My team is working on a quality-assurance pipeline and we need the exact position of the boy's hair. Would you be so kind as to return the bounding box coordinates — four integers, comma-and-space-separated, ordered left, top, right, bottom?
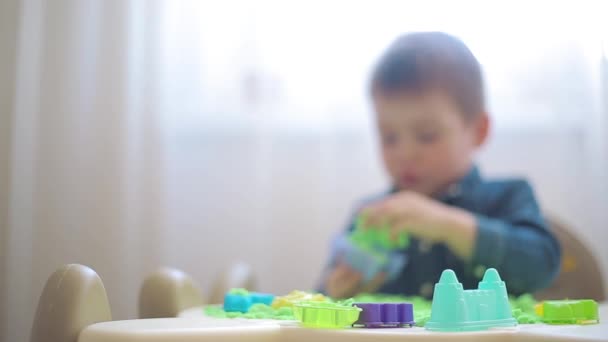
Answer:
371, 32, 485, 120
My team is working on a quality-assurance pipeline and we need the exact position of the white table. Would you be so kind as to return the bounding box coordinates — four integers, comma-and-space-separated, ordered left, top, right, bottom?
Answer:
78, 304, 608, 342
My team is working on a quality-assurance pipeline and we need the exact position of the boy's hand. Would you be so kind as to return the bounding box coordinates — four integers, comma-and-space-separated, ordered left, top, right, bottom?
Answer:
361, 191, 476, 260
324, 264, 386, 298
324, 264, 361, 298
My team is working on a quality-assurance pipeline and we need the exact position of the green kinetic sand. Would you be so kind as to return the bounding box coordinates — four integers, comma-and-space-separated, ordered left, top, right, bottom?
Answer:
206, 303, 295, 320
293, 301, 362, 328
206, 290, 540, 326
229, 288, 250, 296
511, 294, 541, 323
350, 215, 409, 250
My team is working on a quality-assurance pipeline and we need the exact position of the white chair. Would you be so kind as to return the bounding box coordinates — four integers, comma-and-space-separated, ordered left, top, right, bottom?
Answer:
30, 264, 112, 342
138, 267, 204, 318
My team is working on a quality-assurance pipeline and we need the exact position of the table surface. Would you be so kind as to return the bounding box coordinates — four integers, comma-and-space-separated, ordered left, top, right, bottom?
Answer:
78, 303, 608, 342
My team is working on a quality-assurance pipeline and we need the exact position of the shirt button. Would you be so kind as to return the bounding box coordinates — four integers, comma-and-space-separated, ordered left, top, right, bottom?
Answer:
419, 282, 434, 297
418, 240, 433, 254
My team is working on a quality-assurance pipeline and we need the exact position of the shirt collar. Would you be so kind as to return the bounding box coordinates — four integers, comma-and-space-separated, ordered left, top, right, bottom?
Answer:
437, 165, 481, 201
388, 165, 481, 200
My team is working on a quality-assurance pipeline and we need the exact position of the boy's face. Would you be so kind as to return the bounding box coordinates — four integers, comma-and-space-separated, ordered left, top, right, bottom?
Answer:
373, 90, 488, 196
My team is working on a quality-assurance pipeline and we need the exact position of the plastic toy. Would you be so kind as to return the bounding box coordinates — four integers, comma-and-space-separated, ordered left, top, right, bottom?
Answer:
330, 215, 410, 283
224, 293, 251, 313
250, 293, 275, 306
535, 300, 599, 325
333, 235, 406, 282
350, 293, 434, 326
272, 290, 327, 309
293, 302, 362, 328
223, 288, 275, 313
352, 303, 415, 328
351, 215, 410, 250
425, 268, 517, 331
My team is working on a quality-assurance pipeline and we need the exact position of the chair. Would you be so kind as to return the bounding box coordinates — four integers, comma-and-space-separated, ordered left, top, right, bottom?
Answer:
534, 216, 606, 301
208, 262, 257, 304
138, 267, 204, 318
30, 264, 111, 342
138, 262, 257, 318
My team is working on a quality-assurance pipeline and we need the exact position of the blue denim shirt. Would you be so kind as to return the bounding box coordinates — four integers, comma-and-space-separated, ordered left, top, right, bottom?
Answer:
323, 166, 561, 297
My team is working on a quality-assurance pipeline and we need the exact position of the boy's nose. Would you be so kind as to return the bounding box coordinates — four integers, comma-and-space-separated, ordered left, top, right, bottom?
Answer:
398, 143, 419, 163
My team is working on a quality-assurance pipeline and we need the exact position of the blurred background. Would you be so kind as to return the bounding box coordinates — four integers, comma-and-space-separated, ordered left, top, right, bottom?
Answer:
1, 0, 607, 341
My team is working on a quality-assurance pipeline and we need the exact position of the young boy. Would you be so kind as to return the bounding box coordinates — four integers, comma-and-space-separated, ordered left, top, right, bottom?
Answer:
321, 32, 561, 299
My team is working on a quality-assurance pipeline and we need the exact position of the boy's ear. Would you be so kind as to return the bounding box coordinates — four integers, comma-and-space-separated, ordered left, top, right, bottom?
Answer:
474, 113, 490, 147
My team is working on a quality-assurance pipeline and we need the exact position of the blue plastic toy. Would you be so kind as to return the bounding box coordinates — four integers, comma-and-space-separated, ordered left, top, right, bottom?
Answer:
332, 235, 406, 283
250, 292, 275, 306
224, 289, 275, 313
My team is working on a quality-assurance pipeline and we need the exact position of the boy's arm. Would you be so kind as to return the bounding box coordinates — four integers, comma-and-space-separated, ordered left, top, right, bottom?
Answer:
470, 180, 561, 294
362, 181, 561, 294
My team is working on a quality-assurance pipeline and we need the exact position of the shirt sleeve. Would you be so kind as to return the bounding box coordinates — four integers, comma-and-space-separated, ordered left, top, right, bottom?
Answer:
472, 180, 562, 294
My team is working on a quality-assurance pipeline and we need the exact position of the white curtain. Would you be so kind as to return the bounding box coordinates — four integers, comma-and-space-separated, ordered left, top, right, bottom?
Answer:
1, 1, 607, 342
1, 1, 165, 342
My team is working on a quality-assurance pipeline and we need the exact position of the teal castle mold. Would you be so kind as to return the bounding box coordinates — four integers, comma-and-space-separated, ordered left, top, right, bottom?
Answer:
425, 269, 517, 331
